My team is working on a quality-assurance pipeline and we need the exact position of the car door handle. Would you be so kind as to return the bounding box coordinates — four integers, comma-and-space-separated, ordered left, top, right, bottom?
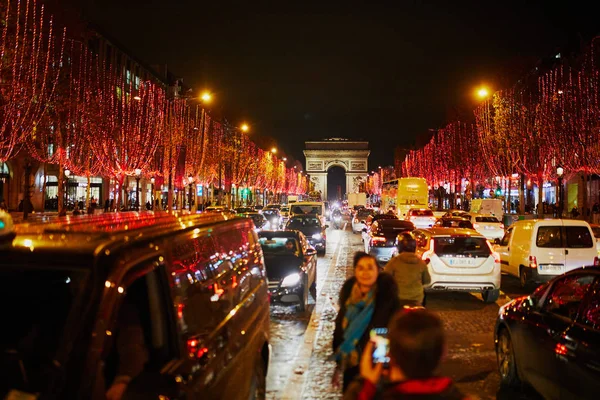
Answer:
565, 249, 569, 255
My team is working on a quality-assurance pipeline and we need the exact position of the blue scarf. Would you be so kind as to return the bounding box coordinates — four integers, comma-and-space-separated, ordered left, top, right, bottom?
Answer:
337, 285, 375, 367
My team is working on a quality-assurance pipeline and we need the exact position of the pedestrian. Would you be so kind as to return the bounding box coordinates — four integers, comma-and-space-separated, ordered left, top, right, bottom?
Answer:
104, 199, 110, 213
110, 199, 115, 212
343, 309, 468, 400
73, 203, 81, 216
0, 199, 7, 211
384, 232, 431, 307
332, 252, 400, 392
571, 206, 579, 219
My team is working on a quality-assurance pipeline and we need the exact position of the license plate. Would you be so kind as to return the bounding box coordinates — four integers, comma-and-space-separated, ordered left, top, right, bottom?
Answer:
445, 257, 478, 266
539, 264, 563, 273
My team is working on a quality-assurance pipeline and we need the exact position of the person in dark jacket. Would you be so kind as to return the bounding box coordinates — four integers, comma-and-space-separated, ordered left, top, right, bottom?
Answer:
384, 232, 430, 307
333, 252, 400, 392
344, 309, 468, 400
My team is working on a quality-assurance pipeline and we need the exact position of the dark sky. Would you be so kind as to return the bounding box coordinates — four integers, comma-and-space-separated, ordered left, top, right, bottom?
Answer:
80, 0, 598, 168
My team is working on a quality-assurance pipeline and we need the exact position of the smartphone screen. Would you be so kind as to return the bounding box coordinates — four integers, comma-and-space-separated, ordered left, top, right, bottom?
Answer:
369, 327, 390, 364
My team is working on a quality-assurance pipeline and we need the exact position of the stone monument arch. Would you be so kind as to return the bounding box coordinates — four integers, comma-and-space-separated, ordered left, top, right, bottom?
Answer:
304, 138, 369, 201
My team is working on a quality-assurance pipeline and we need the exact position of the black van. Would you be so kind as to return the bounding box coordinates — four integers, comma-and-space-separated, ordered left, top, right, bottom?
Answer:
0, 211, 270, 400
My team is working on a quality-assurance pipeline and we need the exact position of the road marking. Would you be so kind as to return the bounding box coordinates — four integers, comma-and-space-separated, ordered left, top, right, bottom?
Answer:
280, 232, 344, 399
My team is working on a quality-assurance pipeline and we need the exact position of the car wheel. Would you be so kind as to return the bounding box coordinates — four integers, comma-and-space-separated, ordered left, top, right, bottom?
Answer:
297, 284, 308, 312
496, 328, 521, 388
482, 288, 500, 303
519, 266, 529, 289
248, 354, 267, 400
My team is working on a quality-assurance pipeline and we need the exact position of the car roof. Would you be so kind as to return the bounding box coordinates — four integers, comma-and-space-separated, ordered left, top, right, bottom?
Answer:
258, 230, 301, 239
418, 227, 484, 237
289, 213, 320, 218
375, 219, 415, 228
440, 216, 470, 221
2, 212, 249, 261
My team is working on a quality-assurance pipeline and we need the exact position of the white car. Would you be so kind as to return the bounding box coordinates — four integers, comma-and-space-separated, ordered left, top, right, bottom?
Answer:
405, 208, 436, 229
468, 214, 504, 241
414, 228, 501, 303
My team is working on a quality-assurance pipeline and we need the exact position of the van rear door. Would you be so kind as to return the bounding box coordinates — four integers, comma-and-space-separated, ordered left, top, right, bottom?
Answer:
534, 222, 566, 276
564, 223, 596, 271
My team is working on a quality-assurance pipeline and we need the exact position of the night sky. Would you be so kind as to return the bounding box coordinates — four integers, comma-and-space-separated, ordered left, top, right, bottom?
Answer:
80, 0, 598, 168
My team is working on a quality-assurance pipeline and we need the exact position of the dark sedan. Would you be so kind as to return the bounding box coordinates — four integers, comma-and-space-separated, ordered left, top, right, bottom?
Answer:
258, 231, 317, 312
495, 267, 600, 399
240, 212, 267, 231
364, 219, 415, 266
285, 214, 327, 255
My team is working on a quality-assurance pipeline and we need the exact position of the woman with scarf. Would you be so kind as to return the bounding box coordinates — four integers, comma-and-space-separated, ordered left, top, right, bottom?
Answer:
333, 252, 400, 392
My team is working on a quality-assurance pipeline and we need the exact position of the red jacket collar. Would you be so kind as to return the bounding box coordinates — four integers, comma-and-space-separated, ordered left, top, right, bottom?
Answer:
393, 377, 454, 394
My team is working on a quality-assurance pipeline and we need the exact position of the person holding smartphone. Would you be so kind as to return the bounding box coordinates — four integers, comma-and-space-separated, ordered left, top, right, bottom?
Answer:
343, 309, 468, 400
332, 252, 400, 392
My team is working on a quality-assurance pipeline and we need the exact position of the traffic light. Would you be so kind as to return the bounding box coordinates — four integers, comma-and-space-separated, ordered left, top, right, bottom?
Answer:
495, 187, 502, 197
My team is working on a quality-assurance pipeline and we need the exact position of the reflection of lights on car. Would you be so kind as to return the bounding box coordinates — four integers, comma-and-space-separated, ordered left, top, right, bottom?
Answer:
281, 273, 301, 287
312, 233, 322, 240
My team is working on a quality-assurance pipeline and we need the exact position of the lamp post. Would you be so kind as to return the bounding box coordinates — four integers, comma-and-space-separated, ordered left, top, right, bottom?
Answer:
557, 166, 564, 218
134, 168, 142, 211
188, 175, 194, 211
150, 177, 155, 210
64, 169, 71, 210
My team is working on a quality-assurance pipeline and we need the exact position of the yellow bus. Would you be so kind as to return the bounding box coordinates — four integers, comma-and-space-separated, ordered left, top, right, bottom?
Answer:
381, 178, 429, 218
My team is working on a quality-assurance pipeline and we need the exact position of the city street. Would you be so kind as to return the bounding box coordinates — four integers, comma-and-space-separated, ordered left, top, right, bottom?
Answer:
267, 219, 543, 400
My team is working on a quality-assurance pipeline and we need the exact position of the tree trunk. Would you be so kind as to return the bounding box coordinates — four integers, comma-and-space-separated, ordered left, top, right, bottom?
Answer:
537, 172, 544, 217
58, 166, 65, 216
519, 174, 525, 214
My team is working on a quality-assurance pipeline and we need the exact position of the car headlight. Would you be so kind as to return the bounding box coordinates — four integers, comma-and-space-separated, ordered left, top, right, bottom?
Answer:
312, 233, 322, 240
281, 273, 301, 287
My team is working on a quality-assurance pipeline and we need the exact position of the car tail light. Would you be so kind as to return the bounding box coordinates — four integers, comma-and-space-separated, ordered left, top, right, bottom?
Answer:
594, 257, 600, 266
371, 236, 387, 247
555, 343, 568, 356
500, 223, 505, 229
529, 255, 538, 269
421, 239, 434, 263
486, 240, 501, 263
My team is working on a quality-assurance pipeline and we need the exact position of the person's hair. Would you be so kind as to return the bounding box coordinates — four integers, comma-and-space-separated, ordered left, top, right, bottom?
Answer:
353, 251, 376, 268
397, 232, 417, 253
388, 309, 445, 379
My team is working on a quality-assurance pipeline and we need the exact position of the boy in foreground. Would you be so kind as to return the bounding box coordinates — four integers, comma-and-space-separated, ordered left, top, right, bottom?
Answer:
344, 309, 469, 400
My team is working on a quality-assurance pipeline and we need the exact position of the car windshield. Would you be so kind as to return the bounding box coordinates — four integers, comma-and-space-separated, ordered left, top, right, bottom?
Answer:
245, 214, 265, 227
287, 217, 321, 230
433, 236, 491, 257
437, 219, 473, 229
263, 210, 279, 217
258, 237, 299, 255
475, 216, 500, 223
410, 210, 433, 217
236, 207, 253, 213
291, 205, 321, 215
0, 268, 87, 394
356, 210, 372, 219
375, 220, 415, 234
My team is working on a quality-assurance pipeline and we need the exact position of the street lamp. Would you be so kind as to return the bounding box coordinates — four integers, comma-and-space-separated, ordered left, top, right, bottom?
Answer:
201, 91, 212, 103
134, 168, 142, 211
271, 147, 277, 154
476, 86, 490, 99
150, 177, 155, 210
557, 166, 564, 218
188, 175, 194, 211
64, 169, 71, 210
241, 123, 249, 133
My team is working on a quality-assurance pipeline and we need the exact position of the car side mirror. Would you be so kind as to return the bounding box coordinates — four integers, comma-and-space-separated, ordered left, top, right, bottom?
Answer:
494, 238, 501, 245
362, 228, 368, 233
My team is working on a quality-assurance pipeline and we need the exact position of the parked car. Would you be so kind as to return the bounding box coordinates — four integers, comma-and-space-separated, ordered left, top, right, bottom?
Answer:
262, 208, 282, 230
494, 267, 600, 399
364, 219, 415, 266
495, 219, 599, 288
284, 214, 327, 254
468, 214, 505, 241
0, 211, 270, 399
352, 208, 374, 234
258, 230, 317, 312
434, 217, 474, 229
413, 227, 501, 302
405, 208, 436, 229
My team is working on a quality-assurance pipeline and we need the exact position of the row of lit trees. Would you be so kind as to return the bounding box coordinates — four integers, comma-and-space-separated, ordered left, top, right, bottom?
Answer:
0, 0, 308, 214
403, 36, 600, 214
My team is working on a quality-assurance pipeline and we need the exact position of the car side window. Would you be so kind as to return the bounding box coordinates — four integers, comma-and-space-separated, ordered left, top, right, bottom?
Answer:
579, 280, 600, 331
500, 228, 512, 247
542, 274, 595, 320
536, 226, 562, 248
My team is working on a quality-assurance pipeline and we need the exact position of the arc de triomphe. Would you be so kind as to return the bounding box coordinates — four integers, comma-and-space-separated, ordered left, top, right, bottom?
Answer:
304, 138, 370, 200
